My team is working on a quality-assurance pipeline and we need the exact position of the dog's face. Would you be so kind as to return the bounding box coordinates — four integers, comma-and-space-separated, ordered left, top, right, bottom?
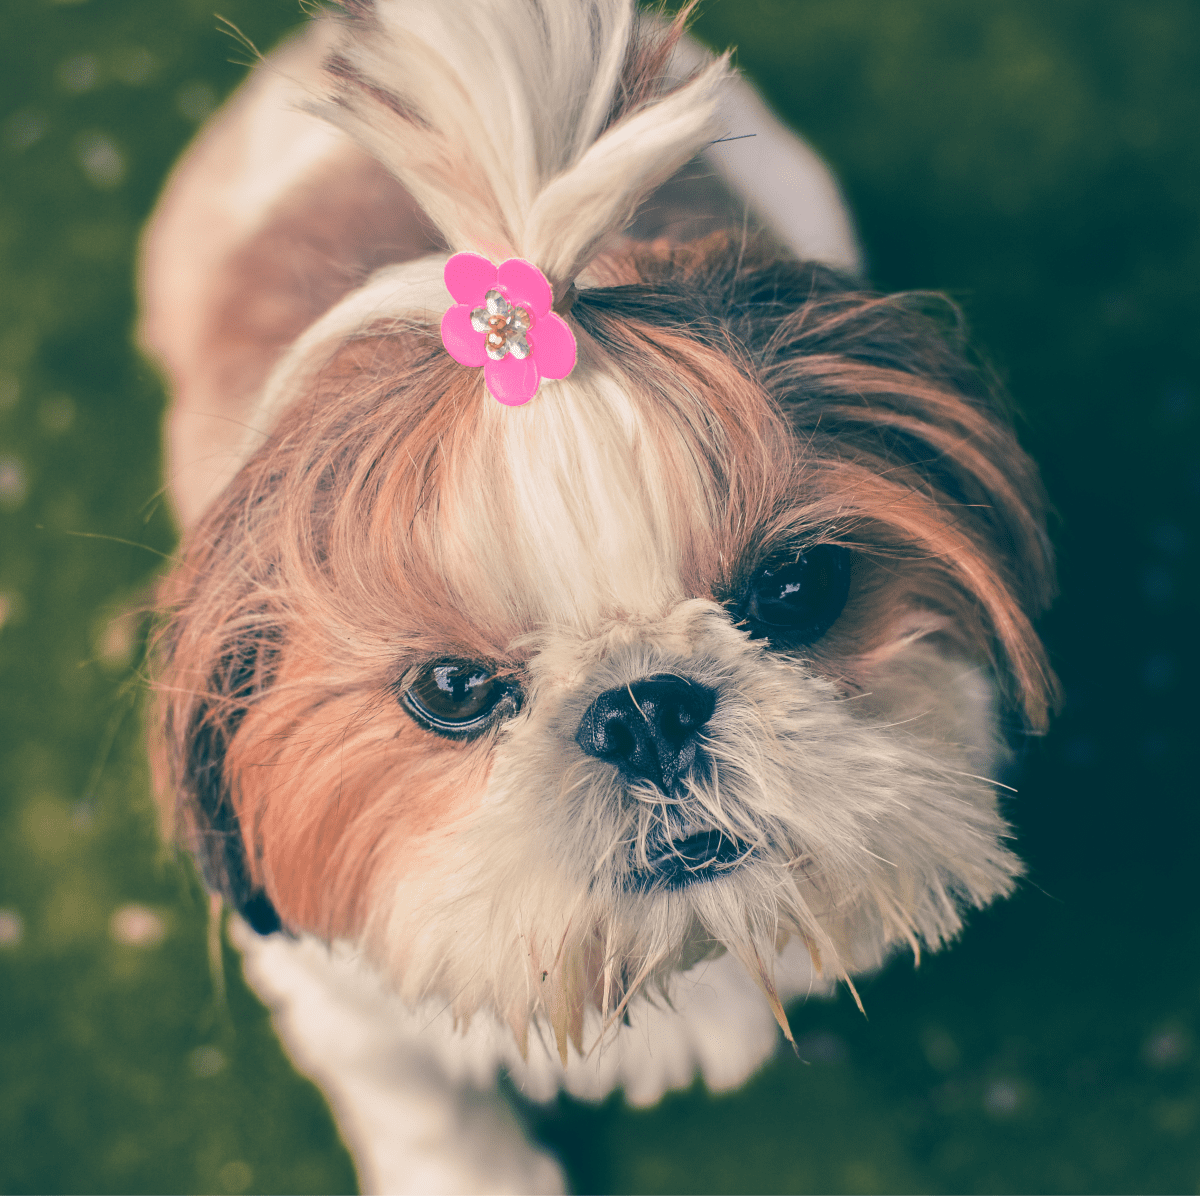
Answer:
155, 239, 1055, 1053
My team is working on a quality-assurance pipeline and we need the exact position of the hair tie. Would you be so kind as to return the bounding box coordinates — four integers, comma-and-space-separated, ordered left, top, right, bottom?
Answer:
440, 252, 578, 406
552, 283, 578, 316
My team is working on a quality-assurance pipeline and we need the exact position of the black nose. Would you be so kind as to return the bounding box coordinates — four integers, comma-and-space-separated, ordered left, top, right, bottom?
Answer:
575, 675, 717, 794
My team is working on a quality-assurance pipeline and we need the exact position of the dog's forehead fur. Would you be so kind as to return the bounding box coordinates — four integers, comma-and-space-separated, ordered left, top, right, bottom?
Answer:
255, 299, 792, 661
449, 369, 706, 631
436, 336, 776, 635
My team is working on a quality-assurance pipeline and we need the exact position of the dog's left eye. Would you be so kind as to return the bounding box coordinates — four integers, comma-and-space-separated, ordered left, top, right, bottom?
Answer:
735, 544, 851, 645
399, 659, 521, 738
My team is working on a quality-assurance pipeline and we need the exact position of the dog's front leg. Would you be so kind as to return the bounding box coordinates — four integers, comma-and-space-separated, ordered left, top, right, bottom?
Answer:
231, 921, 565, 1196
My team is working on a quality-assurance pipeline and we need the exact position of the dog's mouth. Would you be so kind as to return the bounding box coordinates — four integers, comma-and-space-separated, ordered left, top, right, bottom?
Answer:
627, 811, 752, 891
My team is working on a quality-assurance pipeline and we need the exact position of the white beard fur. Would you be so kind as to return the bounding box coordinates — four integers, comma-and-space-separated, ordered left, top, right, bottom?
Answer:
363, 603, 1017, 1043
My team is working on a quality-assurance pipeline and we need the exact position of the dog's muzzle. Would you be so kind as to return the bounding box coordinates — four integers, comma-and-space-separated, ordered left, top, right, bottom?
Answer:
575, 674, 750, 888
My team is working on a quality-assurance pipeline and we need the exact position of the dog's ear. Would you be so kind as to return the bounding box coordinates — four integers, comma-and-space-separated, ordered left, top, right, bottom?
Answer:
175, 640, 283, 936
138, 19, 441, 530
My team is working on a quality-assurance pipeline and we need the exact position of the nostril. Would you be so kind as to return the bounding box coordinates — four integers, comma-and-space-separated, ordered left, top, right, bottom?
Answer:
601, 714, 635, 759
667, 694, 711, 737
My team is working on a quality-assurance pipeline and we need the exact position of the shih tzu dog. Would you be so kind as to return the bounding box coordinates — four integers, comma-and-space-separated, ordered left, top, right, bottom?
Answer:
139, 0, 1057, 1191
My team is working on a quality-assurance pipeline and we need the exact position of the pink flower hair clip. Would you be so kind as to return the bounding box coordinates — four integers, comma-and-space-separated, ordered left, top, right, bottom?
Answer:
440, 252, 578, 406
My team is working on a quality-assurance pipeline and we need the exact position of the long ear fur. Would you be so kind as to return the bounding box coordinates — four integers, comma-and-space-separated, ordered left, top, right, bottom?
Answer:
164, 634, 284, 936
316, 0, 731, 290
574, 240, 1059, 729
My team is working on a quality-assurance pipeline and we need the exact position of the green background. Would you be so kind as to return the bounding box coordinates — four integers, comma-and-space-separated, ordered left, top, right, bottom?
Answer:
1, 0, 1197, 1193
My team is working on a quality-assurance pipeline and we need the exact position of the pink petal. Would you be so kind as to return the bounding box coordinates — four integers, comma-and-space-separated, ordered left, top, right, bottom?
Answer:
441, 304, 488, 367
444, 252, 497, 305
497, 258, 552, 317
485, 354, 539, 406
530, 313, 577, 380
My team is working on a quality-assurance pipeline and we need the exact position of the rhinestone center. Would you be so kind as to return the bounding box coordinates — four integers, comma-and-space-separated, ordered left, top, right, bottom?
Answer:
470, 289, 533, 361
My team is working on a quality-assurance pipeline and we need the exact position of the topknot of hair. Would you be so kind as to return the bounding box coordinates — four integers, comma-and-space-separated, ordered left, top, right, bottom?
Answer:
315, 0, 731, 294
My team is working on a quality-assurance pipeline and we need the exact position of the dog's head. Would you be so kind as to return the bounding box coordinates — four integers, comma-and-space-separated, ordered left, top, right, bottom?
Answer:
150, 0, 1056, 1055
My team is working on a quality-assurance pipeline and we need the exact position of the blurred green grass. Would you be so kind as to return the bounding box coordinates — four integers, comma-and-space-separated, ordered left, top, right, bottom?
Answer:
1, 0, 1197, 1193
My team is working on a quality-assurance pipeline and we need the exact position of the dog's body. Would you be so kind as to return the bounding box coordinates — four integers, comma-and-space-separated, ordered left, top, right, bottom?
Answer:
141, 3, 1055, 1191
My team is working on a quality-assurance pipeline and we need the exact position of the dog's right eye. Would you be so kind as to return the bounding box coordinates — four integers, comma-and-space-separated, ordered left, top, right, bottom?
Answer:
398, 659, 521, 739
